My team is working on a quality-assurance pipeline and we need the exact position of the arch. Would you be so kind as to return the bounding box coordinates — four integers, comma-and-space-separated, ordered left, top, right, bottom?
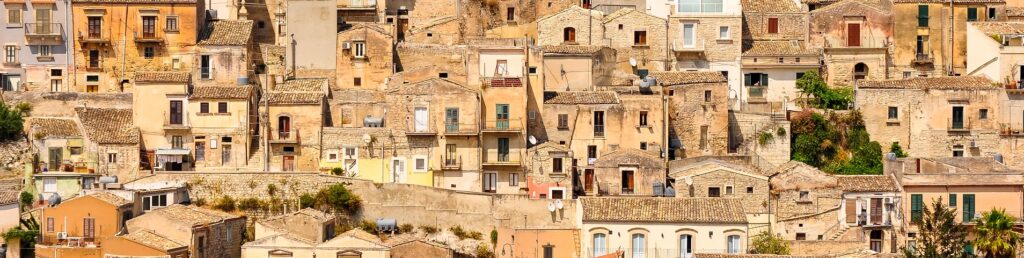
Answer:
564, 27, 577, 43
854, 63, 868, 80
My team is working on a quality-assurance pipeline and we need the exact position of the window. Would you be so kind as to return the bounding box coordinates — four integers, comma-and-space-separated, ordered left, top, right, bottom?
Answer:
141, 16, 156, 38
640, 142, 647, 150
43, 178, 56, 192
725, 185, 734, 195
354, 42, 365, 57
200, 103, 209, 113
587, 145, 597, 164
704, 90, 712, 102
989, 7, 997, 20
639, 111, 648, 127
679, 234, 693, 258
529, 67, 537, 74
888, 107, 898, 119
918, 5, 929, 27
854, 63, 868, 80
949, 193, 957, 207
218, 102, 228, 113
439, 72, 449, 78
354, 77, 361, 86
509, 173, 519, 186
70, 147, 83, 155
7, 9, 21, 24
171, 135, 183, 149
108, 153, 117, 163
967, 7, 978, 21
634, 31, 647, 45
746, 186, 754, 193
558, 114, 568, 129
678, 0, 723, 12
796, 72, 805, 80
767, 17, 779, 34
727, 235, 741, 254
143, 47, 155, 59
83, 217, 95, 239
796, 233, 807, 240
911, 194, 923, 222
39, 45, 51, 57
593, 111, 605, 137
142, 194, 168, 211
952, 106, 965, 130
744, 73, 768, 86
719, 26, 730, 39
87, 16, 102, 38
507, 7, 515, 21
552, 158, 563, 173
847, 23, 861, 47
483, 172, 497, 192
682, 23, 695, 47
631, 234, 646, 258
46, 217, 54, 232
195, 141, 205, 161
414, 156, 427, 172
593, 233, 607, 256
200, 55, 211, 79
563, 27, 576, 42
166, 16, 179, 31
343, 147, 358, 174
963, 194, 976, 222
4, 45, 17, 64
543, 245, 553, 258
709, 187, 721, 197
621, 169, 635, 193
169, 100, 183, 125
979, 109, 988, 120
89, 50, 100, 68
799, 191, 809, 201
904, 71, 912, 78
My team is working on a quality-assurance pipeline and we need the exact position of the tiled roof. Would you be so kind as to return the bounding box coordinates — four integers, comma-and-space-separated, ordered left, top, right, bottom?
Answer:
260, 44, 286, 66
198, 20, 254, 46
145, 204, 242, 227
258, 208, 335, 243
27, 118, 81, 138
0, 191, 19, 205
742, 0, 800, 12
858, 76, 998, 90
276, 78, 328, 92
266, 92, 324, 105
581, 197, 747, 223
541, 45, 604, 55
337, 229, 384, 246
75, 107, 139, 144
543, 91, 620, 104
72, 0, 195, 3
971, 22, 1024, 36
649, 71, 727, 85
894, 0, 1003, 3
1008, 7, 1024, 16
837, 175, 900, 192
87, 191, 132, 207
695, 254, 834, 258
743, 41, 819, 56
134, 71, 190, 83
190, 86, 254, 100
122, 230, 186, 251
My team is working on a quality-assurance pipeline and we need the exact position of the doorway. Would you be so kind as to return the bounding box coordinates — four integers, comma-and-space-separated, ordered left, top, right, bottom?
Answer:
282, 155, 295, 171
584, 169, 595, 193
870, 230, 883, 252
621, 170, 635, 194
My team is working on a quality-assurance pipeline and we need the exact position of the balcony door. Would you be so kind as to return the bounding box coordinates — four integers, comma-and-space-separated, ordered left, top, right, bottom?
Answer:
141, 16, 156, 38
278, 116, 291, 139
169, 100, 183, 125
282, 155, 294, 171
847, 23, 860, 47
414, 107, 428, 132
36, 9, 51, 34
445, 108, 459, 132
952, 106, 964, 129
87, 16, 101, 38
496, 104, 509, 129
445, 144, 457, 166
683, 23, 695, 47
497, 137, 509, 162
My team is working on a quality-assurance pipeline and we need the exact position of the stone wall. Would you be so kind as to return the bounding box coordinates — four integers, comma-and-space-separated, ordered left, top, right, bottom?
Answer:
728, 111, 791, 169
395, 44, 469, 84
788, 240, 867, 256
603, 10, 668, 72
687, 170, 770, 213
536, 6, 604, 46
2, 92, 132, 117
668, 82, 729, 158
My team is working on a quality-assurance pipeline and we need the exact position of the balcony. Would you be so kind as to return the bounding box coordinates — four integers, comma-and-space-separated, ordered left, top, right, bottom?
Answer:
338, 0, 376, 9
671, 40, 704, 53
482, 118, 524, 134
406, 124, 437, 136
79, 30, 110, 44
482, 152, 521, 166
947, 118, 971, 132
270, 129, 300, 144
913, 54, 933, 65
747, 86, 766, 99
1007, 82, 1024, 94
1001, 123, 1024, 136
482, 77, 523, 87
24, 23, 63, 42
857, 213, 893, 228
163, 112, 190, 130
441, 155, 461, 170
444, 122, 479, 135
134, 30, 163, 43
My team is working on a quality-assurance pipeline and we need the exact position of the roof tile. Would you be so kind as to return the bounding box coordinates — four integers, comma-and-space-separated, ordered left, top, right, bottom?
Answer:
199, 20, 254, 46
122, 230, 187, 251
581, 197, 747, 223
649, 71, 727, 85
134, 71, 190, 83
190, 86, 254, 100
266, 92, 324, 105
27, 118, 81, 138
837, 175, 901, 192
743, 40, 819, 56
75, 107, 139, 144
543, 91, 620, 104
858, 76, 997, 90
541, 45, 605, 55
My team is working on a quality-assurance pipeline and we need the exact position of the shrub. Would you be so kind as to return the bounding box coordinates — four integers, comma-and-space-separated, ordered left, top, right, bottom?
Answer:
474, 244, 495, 258
0, 102, 24, 142
420, 225, 439, 234
299, 193, 316, 209
751, 231, 790, 255
776, 127, 786, 137
15, 102, 31, 116
236, 198, 261, 210
795, 70, 852, 110
20, 191, 33, 208
330, 167, 344, 176
399, 224, 415, 233
267, 184, 278, 196
451, 226, 483, 240
213, 195, 236, 212
315, 184, 362, 214
890, 142, 909, 158
194, 198, 207, 207
360, 220, 377, 234
758, 131, 774, 145
490, 229, 498, 246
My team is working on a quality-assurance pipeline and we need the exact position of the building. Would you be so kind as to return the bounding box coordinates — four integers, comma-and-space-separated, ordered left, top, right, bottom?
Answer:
669, 158, 771, 229
808, 0, 893, 86
666, 0, 743, 93
266, 78, 328, 171
126, 204, 247, 258
538, 45, 618, 92
480, 72, 529, 194
34, 172, 101, 200
891, 0, 1005, 77
581, 197, 749, 257
837, 174, 904, 254
70, 0, 199, 92
194, 19, 256, 87
494, 227, 578, 258
525, 142, 575, 199
536, 6, 605, 46
768, 161, 843, 241
243, 228, 390, 258
254, 208, 335, 243
602, 8, 669, 72
0, 0, 70, 92
587, 149, 664, 196
388, 238, 455, 258
132, 71, 193, 171
738, 0, 820, 112
653, 71, 730, 159
26, 117, 85, 172
336, 23, 394, 90
284, 0, 337, 74
102, 229, 190, 257
75, 107, 141, 180
0, 191, 19, 258
36, 192, 136, 257
966, 22, 1024, 85
188, 85, 259, 170
855, 76, 1004, 158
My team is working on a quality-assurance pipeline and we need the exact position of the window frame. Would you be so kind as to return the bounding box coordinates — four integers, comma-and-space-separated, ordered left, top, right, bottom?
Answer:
719, 26, 730, 40
353, 41, 366, 58
413, 155, 428, 172
165, 15, 179, 32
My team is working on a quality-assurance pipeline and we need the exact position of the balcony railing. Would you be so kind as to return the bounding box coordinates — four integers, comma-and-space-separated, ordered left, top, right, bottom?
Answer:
948, 118, 971, 132
444, 122, 479, 135
441, 155, 461, 170
1001, 123, 1024, 136
134, 29, 163, 43
24, 23, 63, 41
482, 77, 524, 87
747, 86, 766, 98
338, 0, 376, 9
482, 118, 524, 133
483, 152, 521, 166
406, 122, 437, 136
79, 30, 109, 44
271, 128, 300, 143
672, 40, 705, 53
913, 54, 933, 64
676, 2, 724, 13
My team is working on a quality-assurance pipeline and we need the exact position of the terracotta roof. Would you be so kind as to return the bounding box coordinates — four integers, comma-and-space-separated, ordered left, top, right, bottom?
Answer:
258, 208, 335, 243
276, 78, 328, 92
122, 230, 186, 251
337, 229, 384, 245
743, 41, 819, 56
190, 86, 254, 100
541, 45, 605, 55
971, 22, 1024, 37
144, 204, 242, 227
649, 71, 727, 85
695, 254, 834, 258
199, 20, 254, 46
543, 91, 620, 104
87, 191, 132, 207
75, 107, 139, 144
742, 0, 801, 12
266, 92, 324, 105
72, 0, 195, 3
27, 118, 81, 138
837, 175, 900, 192
0, 191, 19, 205
858, 76, 998, 90
134, 71, 190, 83
581, 197, 747, 223
1008, 7, 1024, 16
893, 0, 1003, 3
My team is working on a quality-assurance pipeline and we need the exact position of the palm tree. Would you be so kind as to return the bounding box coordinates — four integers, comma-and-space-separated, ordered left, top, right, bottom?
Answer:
974, 208, 1021, 258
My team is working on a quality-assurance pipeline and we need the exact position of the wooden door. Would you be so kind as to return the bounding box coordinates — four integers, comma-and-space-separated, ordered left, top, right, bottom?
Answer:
846, 199, 858, 224
48, 147, 62, 171
621, 170, 635, 193
584, 169, 594, 192
871, 198, 883, 225
282, 156, 294, 171
847, 23, 861, 47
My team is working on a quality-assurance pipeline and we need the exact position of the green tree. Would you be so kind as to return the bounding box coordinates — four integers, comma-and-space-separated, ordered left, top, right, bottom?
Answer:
789, 110, 882, 174
0, 102, 24, 142
19, 191, 33, 209
905, 197, 970, 258
751, 231, 790, 255
795, 71, 852, 110
974, 208, 1020, 258
315, 184, 362, 214
299, 193, 316, 209
890, 142, 909, 158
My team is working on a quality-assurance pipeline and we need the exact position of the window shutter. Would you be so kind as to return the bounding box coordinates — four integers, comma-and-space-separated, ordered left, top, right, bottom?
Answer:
743, 74, 752, 86
761, 74, 769, 86
911, 194, 923, 222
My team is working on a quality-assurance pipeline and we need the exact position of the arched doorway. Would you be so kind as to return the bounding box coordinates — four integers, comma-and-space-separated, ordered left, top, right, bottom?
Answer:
854, 63, 868, 81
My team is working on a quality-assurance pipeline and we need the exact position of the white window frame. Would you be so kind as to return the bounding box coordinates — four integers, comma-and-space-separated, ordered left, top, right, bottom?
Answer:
354, 41, 366, 58
413, 155, 428, 172
725, 184, 734, 195
509, 173, 519, 186
4, 45, 18, 64
548, 186, 566, 199
326, 150, 340, 162
343, 147, 358, 175
483, 172, 498, 192
43, 178, 57, 193
719, 26, 730, 40
682, 23, 696, 48
592, 233, 607, 256
727, 235, 741, 254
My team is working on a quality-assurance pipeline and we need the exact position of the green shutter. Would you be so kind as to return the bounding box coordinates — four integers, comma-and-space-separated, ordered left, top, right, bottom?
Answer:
918, 5, 929, 27
963, 194, 976, 222
911, 194, 923, 222
967, 8, 978, 21
949, 194, 957, 207
744, 74, 752, 86
761, 74, 769, 86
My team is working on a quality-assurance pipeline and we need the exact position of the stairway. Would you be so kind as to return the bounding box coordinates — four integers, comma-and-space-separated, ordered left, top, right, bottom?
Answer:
244, 141, 266, 170
829, 226, 852, 241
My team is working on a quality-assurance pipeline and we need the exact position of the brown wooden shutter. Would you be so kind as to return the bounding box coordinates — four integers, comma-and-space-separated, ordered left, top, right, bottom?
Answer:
847, 23, 861, 47
871, 198, 883, 225
767, 18, 779, 34
846, 199, 857, 223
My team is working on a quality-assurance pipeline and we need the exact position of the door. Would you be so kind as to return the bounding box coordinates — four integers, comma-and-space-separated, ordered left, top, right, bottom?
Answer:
497, 138, 509, 162
282, 156, 294, 171
36, 9, 51, 34
392, 159, 405, 183
870, 198, 883, 225
414, 107, 428, 132
142, 16, 156, 38
483, 172, 497, 192
952, 106, 964, 129
221, 143, 232, 165
496, 104, 509, 129
584, 169, 594, 193
169, 100, 183, 125
445, 108, 459, 132
680, 234, 693, 258
683, 24, 695, 47
847, 23, 860, 47
48, 147, 62, 171
397, 18, 408, 41
446, 144, 457, 166
869, 230, 882, 252
621, 170, 635, 194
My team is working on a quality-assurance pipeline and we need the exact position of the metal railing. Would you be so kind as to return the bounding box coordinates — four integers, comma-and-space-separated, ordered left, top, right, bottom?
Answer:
444, 122, 479, 134
482, 77, 523, 87
24, 23, 62, 37
483, 118, 524, 132
594, 124, 605, 137
1001, 123, 1024, 136
913, 53, 933, 64
441, 155, 461, 170
483, 152, 521, 166
338, 0, 376, 8
747, 86, 766, 98
586, 248, 739, 258
947, 118, 971, 132
79, 30, 109, 42
134, 29, 163, 42
273, 128, 300, 142
164, 111, 188, 128
671, 40, 705, 52
677, 2, 724, 13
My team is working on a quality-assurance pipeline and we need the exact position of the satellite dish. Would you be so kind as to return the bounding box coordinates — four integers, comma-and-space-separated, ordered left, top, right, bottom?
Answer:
555, 199, 564, 209
547, 202, 556, 212
684, 177, 693, 186
529, 135, 537, 145
629, 58, 638, 67
362, 133, 372, 144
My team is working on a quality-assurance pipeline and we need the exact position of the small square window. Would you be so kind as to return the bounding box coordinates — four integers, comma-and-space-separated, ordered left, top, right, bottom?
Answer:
200, 102, 209, 113
283, 146, 295, 153
414, 156, 428, 171
704, 90, 712, 102
528, 67, 537, 74
218, 102, 228, 113
979, 109, 988, 120
640, 142, 648, 150
257, 21, 265, 28
86, 75, 100, 82
725, 185, 734, 195
719, 26, 730, 39
51, 69, 63, 77
746, 187, 754, 193
439, 72, 448, 78
143, 47, 155, 59
354, 77, 362, 86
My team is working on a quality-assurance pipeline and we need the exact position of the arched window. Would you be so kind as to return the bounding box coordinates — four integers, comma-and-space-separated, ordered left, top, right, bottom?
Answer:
854, 63, 868, 81
680, 234, 693, 258
631, 233, 646, 258
278, 116, 292, 139
592, 233, 607, 256
564, 27, 577, 43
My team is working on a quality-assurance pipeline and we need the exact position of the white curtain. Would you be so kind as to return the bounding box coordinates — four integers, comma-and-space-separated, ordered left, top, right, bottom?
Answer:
632, 234, 645, 258
593, 233, 606, 256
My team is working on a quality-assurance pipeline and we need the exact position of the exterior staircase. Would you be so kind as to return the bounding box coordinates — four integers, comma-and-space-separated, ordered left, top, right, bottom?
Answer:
829, 226, 852, 241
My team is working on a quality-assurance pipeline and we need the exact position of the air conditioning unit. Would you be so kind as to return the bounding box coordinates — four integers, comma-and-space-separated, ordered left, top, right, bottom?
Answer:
342, 42, 351, 49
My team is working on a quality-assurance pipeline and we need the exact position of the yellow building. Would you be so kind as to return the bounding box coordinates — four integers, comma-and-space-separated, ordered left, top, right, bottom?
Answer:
188, 85, 258, 170
71, 0, 199, 92
892, 0, 1004, 77
131, 71, 192, 171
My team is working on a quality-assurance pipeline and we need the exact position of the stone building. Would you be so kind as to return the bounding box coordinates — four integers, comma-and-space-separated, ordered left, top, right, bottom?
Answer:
266, 78, 328, 171
188, 85, 259, 170
768, 161, 843, 242
70, 0, 198, 92
669, 158, 771, 217
891, 0, 1005, 77
855, 76, 1004, 158
132, 71, 193, 171
837, 174, 904, 254
538, 45, 618, 91
254, 208, 335, 244
588, 149, 663, 196
667, 0, 743, 92
536, 6, 605, 46
26, 117, 86, 172
194, 20, 256, 87
0, 0, 71, 92
602, 8, 669, 72
480, 76, 529, 194
652, 71, 730, 159
127, 204, 247, 258
739, 0, 820, 112
395, 44, 469, 85
387, 238, 455, 258
525, 141, 575, 199
35, 192, 137, 257
243, 229, 390, 258
76, 107, 141, 180
808, 0, 893, 86
337, 23, 394, 90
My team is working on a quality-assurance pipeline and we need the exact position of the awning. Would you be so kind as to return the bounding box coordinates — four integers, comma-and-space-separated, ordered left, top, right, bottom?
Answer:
155, 149, 190, 155
155, 149, 190, 164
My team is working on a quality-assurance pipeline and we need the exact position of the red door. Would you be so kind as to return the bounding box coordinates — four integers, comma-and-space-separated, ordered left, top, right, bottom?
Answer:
584, 169, 595, 193
283, 156, 295, 171
847, 23, 861, 47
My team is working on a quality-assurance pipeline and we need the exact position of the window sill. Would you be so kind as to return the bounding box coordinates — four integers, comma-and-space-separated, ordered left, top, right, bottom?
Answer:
353, 56, 367, 60
37, 56, 55, 62
717, 39, 733, 44
557, 127, 569, 131
198, 112, 232, 116
632, 44, 650, 48
636, 125, 652, 128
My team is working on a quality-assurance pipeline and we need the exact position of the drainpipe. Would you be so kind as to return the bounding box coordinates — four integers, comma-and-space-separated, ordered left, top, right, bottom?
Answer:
66, 0, 72, 92
120, 2, 128, 91
948, 0, 954, 75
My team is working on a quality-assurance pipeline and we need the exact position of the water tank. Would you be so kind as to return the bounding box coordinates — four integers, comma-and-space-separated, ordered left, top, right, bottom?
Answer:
237, 77, 249, 86
99, 176, 118, 184
47, 193, 62, 206
664, 186, 676, 197
885, 153, 896, 160
363, 116, 384, 127
640, 77, 657, 87
376, 218, 397, 232
652, 182, 664, 197
995, 153, 1004, 164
